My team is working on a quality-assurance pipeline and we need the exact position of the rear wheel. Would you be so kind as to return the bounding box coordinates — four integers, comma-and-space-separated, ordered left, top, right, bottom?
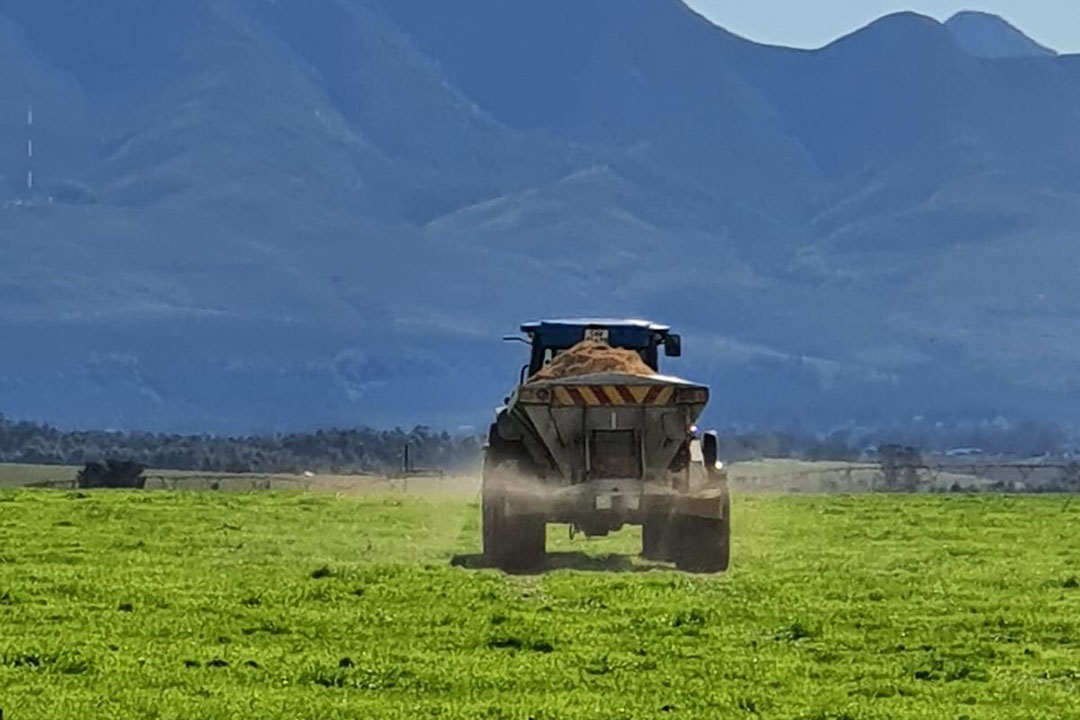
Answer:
673, 494, 731, 573
482, 457, 545, 572
481, 477, 500, 560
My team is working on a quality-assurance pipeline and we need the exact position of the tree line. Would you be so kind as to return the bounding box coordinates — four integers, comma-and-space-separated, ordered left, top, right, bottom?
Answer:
0, 415, 483, 475
1, 412, 1073, 477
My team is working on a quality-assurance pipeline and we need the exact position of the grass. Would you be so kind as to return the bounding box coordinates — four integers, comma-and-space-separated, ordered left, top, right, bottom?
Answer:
1, 490, 1079, 718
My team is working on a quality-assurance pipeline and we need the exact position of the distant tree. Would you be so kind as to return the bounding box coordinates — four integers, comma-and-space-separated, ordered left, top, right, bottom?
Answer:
0, 416, 483, 475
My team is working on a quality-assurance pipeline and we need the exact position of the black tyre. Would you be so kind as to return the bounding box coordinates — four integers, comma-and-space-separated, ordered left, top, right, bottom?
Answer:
674, 495, 731, 573
482, 459, 545, 573
481, 479, 501, 562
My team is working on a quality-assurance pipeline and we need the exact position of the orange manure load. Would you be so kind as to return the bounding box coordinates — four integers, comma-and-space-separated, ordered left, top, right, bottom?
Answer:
528, 341, 655, 382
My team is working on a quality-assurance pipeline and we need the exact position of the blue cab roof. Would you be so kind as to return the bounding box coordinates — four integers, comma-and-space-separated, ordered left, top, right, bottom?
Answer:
521, 319, 671, 349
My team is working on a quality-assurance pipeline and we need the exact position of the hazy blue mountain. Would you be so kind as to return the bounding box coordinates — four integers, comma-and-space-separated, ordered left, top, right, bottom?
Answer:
1, 1, 1079, 433
945, 11, 1057, 58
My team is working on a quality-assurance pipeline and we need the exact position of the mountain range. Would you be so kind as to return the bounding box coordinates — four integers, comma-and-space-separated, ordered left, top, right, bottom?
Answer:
1, 1, 1079, 433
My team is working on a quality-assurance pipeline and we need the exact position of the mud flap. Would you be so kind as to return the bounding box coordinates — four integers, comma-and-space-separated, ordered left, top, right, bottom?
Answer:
673, 492, 731, 573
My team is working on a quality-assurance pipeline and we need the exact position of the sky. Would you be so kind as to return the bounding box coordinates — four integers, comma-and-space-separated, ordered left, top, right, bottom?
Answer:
685, 1, 1080, 53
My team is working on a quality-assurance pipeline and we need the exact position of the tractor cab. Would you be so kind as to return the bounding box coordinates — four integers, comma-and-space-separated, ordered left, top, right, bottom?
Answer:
512, 319, 682, 378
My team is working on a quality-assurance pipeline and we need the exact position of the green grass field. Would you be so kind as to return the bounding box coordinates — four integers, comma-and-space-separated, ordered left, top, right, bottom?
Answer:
1, 490, 1079, 719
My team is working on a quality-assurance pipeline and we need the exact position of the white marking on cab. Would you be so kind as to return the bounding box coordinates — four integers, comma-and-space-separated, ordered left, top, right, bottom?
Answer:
584, 328, 610, 344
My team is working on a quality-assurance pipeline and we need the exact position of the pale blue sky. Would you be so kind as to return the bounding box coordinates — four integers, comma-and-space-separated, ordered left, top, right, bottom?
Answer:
685, 1, 1080, 53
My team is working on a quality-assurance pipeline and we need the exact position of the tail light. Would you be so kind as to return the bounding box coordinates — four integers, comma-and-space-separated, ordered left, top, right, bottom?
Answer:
516, 386, 552, 404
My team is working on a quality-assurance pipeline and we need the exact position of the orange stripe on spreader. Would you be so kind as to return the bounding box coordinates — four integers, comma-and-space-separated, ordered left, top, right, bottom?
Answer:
566, 387, 588, 406
547, 385, 678, 406
589, 386, 613, 405
557, 388, 583, 405
554, 387, 580, 406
